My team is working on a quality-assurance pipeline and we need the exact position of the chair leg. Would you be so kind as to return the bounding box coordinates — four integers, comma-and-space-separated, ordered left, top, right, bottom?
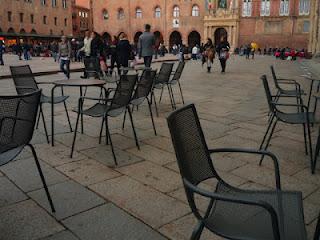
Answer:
314, 98, 318, 114
106, 118, 117, 165
178, 81, 185, 104
40, 105, 50, 144
35, 109, 41, 129
63, 102, 73, 132
99, 117, 105, 144
259, 115, 275, 152
127, 107, 140, 150
28, 144, 55, 213
303, 123, 308, 155
167, 85, 175, 110
259, 119, 278, 165
70, 111, 81, 158
152, 91, 159, 117
169, 85, 177, 110
159, 86, 164, 104
190, 221, 205, 240
105, 116, 109, 145
306, 123, 314, 174
122, 108, 128, 130
313, 130, 320, 174
147, 98, 157, 135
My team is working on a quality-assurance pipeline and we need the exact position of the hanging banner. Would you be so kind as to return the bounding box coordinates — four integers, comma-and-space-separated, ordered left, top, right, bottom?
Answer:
205, 0, 214, 10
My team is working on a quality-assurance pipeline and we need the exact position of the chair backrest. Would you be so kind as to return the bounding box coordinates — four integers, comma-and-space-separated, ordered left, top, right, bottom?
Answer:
133, 69, 157, 101
84, 57, 100, 79
110, 74, 138, 111
172, 61, 185, 82
10, 65, 39, 94
270, 65, 280, 89
156, 62, 174, 84
167, 104, 218, 186
261, 75, 276, 114
0, 90, 41, 161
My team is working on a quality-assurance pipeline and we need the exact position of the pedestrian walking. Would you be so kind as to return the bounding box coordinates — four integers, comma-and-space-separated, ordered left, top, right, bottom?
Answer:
79, 30, 92, 78
138, 24, 155, 68
245, 44, 251, 59
0, 41, 5, 65
109, 36, 119, 75
51, 41, 59, 62
216, 36, 230, 73
117, 33, 131, 74
58, 36, 71, 79
192, 45, 198, 60
15, 42, 23, 60
202, 38, 215, 73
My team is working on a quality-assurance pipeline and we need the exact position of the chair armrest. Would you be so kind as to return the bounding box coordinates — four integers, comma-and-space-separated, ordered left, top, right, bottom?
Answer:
272, 102, 308, 112
183, 179, 281, 239
16, 86, 36, 90
79, 96, 112, 102
209, 148, 281, 190
36, 81, 56, 85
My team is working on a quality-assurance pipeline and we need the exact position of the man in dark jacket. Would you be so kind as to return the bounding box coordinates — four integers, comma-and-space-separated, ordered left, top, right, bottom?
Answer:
216, 36, 230, 73
138, 24, 155, 67
90, 32, 103, 58
117, 33, 131, 74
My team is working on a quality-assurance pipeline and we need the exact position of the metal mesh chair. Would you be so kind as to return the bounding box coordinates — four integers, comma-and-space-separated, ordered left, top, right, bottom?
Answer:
0, 90, 55, 212
159, 61, 186, 109
71, 74, 139, 165
83, 57, 101, 79
122, 69, 157, 135
152, 62, 175, 115
167, 103, 308, 240
10, 65, 72, 143
259, 75, 315, 173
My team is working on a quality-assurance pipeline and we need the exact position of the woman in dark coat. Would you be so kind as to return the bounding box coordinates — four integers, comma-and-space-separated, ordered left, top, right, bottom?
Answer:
216, 36, 230, 73
117, 33, 132, 74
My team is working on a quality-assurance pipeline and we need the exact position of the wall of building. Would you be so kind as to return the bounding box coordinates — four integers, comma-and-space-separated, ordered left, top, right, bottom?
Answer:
309, 0, 319, 55
92, 0, 204, 47
0, 0, 73, 38
238, 0, 310, 49
72, 5, 90, 38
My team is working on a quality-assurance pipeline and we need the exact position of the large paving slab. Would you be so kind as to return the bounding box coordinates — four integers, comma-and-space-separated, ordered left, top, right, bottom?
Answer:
89, 176, 190, 228
0, 200, 64, 240
0, 177, 28, 208
63, 203, 166, 240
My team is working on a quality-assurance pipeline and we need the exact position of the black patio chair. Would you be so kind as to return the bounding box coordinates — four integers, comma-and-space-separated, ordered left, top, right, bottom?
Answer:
10, 65, 72, 143
152, 62, 175, 115
167, 103, 309, 240
70, 74, 139, 165
0, 90, 55, 212
83, 57, 101, 79
122, 69, 157, 135
259, 75, 315, 173
270, 65, 304, 102
159, 61, 185, 109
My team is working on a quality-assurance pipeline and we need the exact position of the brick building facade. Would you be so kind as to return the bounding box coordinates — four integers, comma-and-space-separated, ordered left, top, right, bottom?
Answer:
92, 0, 205, 48
72, 3, 91, 38
0, 0, 73, 44
204, 0, 311, 51
309, 0, 320, 55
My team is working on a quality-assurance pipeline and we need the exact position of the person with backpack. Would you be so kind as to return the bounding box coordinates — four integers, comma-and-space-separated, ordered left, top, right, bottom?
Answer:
216, 36, 230, 73
58, 36, 71, 79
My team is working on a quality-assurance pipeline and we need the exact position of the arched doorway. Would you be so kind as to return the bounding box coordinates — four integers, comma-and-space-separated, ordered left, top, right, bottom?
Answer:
188, 31, 201, 47
102, 32, 111, 44
214, 28, 228, 45
20, 29, 26, 34
31, 29, 37, 34
0, 28, 2, 33
154, 31, 164, 45
134, 31, 142, 45
169, 31, 182, 48
8, 28, 15, 33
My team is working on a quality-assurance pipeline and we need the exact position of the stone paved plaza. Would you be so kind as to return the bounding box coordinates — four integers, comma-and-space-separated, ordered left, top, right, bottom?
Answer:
0, 54, 320, 239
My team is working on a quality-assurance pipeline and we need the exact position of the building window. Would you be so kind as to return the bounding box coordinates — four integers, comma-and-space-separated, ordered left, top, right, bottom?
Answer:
155, 6, 161, 18
103, 10, 109, 20
299, 0, 310, 15
64, 18, 67, 26
41, 0, 46, 5
173, 6, 180, 17
62, 0, 67, 8
54, 17, 57, 25
19, 13, 24, 23
85, 12, 88, 18
242, 0, 252, 17
79, 11, 81, 17
8, 12, 12, 22
261, 0, 270, 16
136, 8, 142, 18
118, 8, 125, 19
52, 0, 57, 7
192, 5, 200, 16
31, 14, 34, 23
303, 20, 310, 32
279, 0, 289, 16
43, 16, 47, 24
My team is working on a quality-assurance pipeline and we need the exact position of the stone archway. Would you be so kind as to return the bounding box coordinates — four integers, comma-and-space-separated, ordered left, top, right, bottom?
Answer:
214, 28, 228, 45
169, 31, 182, 48
154, 31, 164, 44
134, 31, 142, 44
188, 31, 201, 47
8, 28, 15, 33
102, 32, 111, 44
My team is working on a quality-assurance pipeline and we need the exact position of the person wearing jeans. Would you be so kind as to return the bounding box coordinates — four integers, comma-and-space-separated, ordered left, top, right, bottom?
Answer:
58, 36, 71, 79
138, 24, 155, 68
